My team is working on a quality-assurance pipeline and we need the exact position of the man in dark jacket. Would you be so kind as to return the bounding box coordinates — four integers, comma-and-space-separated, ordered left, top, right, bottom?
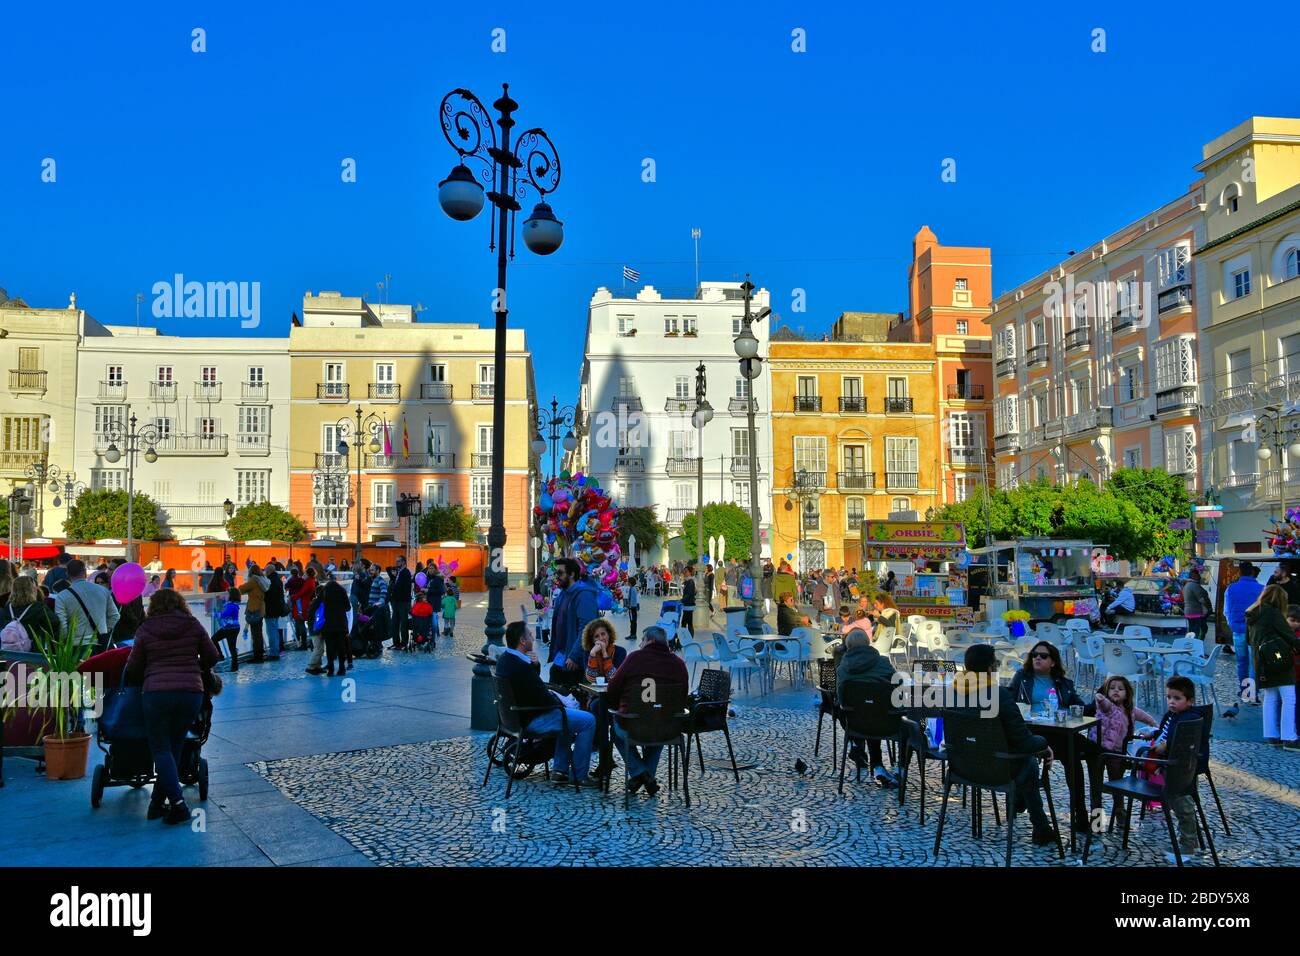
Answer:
604, 625, 688, 795
389, 556, 413, 649
776, 592, 809, 635
835, 629, 900, 787
548, 558, 598, 687
962, 643, 1058, 845
496, 620, 595, 783
427, 569, 446, 638
350, 559, 372, 611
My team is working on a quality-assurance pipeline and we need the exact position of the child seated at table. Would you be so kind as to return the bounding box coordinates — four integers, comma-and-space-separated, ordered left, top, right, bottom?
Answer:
1133, 676, 1202, 861
1093, 675, 1157, 780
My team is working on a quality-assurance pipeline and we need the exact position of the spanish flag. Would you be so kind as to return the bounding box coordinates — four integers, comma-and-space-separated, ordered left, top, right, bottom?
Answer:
402, 416, 410, 460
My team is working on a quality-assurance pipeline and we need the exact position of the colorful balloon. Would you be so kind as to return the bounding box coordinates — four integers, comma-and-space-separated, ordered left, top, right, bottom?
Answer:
111, 562, 146, 604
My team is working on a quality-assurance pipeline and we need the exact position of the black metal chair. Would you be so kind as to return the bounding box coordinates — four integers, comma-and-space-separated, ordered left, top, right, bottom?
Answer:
836, 680, 903, 796
1083, 717, 1219, 867
897, 716, 947, 824
687, 668, 739, 782
913, 658, 958, 674
1191, 703, 1230, 836
612, 682, 692, 809
481, 675, 574, 799
935, 709, 1064, 867
814, 658, 840, 770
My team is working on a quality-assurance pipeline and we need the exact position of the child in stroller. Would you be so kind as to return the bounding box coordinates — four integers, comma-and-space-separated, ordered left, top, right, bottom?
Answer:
410, 590, 436, 651
351, 610, 384, 659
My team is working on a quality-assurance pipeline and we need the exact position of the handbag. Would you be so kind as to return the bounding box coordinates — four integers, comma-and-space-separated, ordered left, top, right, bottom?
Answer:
99, 665, 147, 741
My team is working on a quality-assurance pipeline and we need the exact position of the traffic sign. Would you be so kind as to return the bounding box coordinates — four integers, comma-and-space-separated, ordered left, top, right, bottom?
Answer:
1195, 529, 1220, 543
1168, 518, 1191, 530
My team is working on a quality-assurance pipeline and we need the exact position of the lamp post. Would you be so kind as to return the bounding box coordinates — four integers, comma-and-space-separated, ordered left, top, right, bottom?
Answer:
1254, 406, 1300, 517
532, 396, 576, 481
733, 275, 771, 633
692, 363, 714, 600
436, 83, 564, 723
25, 462, 86, 536
101, 413, 160, 562
49, 471, 87, 514
333, 407, 385, 562
788, 468, 821, 577
311, 464, 347, 541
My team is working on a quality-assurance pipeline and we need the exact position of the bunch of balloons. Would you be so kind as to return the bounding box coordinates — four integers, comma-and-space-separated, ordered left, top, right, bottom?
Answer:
1267, 506, 1300, 556
534, 470, 623, 605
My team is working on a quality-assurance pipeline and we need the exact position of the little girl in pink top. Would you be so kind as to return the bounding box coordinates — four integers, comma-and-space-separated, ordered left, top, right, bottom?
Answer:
1094, 675, 1158, 780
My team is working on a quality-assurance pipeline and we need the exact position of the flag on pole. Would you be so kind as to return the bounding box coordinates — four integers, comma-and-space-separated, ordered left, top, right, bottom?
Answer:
622, 265, 640, 283
426, 423, 434, 455
402, 416, 409, 460
383, 419, 393, 457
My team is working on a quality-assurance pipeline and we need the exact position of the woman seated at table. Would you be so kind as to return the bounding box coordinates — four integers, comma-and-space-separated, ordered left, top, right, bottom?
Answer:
870, 594, 902, 633
1008, 640, 1102, 834
582, 618, 626, 682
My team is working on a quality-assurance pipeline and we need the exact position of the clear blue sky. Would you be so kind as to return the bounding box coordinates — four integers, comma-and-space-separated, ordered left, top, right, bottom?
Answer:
3, 0, 1295, 405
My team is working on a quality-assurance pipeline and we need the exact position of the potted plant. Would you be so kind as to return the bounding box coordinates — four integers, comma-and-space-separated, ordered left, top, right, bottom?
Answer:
1001, 608, 1031, 638
31, 626, 94, 780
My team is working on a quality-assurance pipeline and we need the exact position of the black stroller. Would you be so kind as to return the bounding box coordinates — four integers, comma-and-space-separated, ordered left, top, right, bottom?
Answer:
91, 698, 211, 809
351, 610, 384, 658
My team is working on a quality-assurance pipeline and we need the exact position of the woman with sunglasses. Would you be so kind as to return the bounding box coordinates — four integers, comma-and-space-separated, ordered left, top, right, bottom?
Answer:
1009, 640, 1102, 834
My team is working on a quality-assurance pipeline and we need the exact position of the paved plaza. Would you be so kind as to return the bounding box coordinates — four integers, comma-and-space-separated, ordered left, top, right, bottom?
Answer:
3, 596, 1297, 867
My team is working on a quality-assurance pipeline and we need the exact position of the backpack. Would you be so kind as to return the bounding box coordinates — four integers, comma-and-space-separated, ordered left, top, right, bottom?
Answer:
0, 604, 32, 652
1256, 630, 1296, 682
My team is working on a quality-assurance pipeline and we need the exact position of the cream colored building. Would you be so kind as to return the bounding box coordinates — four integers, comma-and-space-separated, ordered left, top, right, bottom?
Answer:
288, 292, 539, 582
1196, 117, 1300, 552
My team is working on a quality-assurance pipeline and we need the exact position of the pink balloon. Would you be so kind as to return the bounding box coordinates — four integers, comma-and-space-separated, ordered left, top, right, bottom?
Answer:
111, 562, 146, 604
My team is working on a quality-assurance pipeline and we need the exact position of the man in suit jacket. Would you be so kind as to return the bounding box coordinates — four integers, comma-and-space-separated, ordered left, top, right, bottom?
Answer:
547, 557, 598, 687
496, 620, 595, 783
389, 555, 413, 649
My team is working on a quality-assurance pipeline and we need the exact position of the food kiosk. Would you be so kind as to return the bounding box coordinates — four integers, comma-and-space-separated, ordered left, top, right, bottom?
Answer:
976, 538, 1101, 624
861, 520, 973, 626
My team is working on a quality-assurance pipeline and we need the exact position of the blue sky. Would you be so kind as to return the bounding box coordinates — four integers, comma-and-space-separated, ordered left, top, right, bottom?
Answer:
2, 0, 1295, 404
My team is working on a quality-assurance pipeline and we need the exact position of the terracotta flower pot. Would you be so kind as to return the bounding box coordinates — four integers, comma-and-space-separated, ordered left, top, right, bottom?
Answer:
43, 733, 92, 781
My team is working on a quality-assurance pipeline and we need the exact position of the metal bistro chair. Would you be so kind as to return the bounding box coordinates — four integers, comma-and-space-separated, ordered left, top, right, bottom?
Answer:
482, 676, 574, 799
1083, 717, 1219, 867
611, 682, 692, 809
898, 715, 948, 825
1100, 642, 1159, 710
1171, 645, 1225, 717
836, 680, 904, 797
935, 709, 1065, 867
814, 657, 842, 770
687, 668, 740, 783
1191, 703, 1231, 836
712, 636, 761, 694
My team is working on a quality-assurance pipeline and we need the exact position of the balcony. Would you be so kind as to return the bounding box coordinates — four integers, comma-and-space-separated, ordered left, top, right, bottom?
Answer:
99, 380, 127, 401
365, 452, 454, 469
317, 383, 350, 401
666, 507, 694, 525
788, 472, 826, 490
1025, 344, 1049, 368
612, 394, 643, 412
802, 513, 821, 532
194, 381, 222, 401
946, 383, 984, 400
472, 383, 495, 402
420, 382, 453, 401
886, 472, 920, 489
995, 356, 1017, 378
665, 396, 695, 415
1064, 326, 1091, 351
1157, 284, 1193, 315
8, 369, 47, 394
471, 453, 493, 469
614, 454, 645, 473
235, 433, 271, 455
994, 432, 1021, 455
367, 505, 397, 524
315, 452, 347, 469
241, 381, 268, 402
1155, 384, 1198, 414
473, 506, 492, 525
154, 434, 228, 456
665, 457, 697, 477
1064, 406, 1113, 435
156, 503, 228, 526
1220, 472, 1258, 490
948, 448, 985, 466
837, 470, 875, 490
369, 383, 400, 402
150, 381, 177, 402
313, 507, 349, 528
1111, 312, 1136, 335
729, 397, 758, 415
838, 396, 866, 413
730, 455, 762, 476
1214, 382, 1257, 415
884, 397, 914, 414
0, 449, 45, 469
793, 395, 822, 413
847, 514, 865, 532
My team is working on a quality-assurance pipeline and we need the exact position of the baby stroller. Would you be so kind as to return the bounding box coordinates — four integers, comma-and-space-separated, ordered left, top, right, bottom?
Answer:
84, 649, 212, 809
411, 612, 436, 652
351, 611, 384, 659
657, 600, 684, 651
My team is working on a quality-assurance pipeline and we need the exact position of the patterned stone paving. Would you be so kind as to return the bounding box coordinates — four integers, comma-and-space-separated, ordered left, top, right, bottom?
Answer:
252, 703, 1300, 867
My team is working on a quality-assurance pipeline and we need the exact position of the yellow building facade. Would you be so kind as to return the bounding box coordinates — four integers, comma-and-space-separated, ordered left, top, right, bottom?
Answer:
768, 336, 939, 571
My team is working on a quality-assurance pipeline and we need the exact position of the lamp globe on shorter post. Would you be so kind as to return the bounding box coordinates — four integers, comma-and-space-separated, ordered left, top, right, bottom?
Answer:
734, 323, 760, 361
530, 437, 547, 458
1258, 446, 1273, 461
144, 448, 158, 464
438, 164, 485, 221
692, 400, 714, 430
562, 431, 578, 453
1288, 441, 1300, 461
105, 444, 122, 464
522, 202, 564, 255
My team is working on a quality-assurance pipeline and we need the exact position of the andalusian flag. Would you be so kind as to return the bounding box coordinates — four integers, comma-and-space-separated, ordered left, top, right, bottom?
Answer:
426, 423, 435, 455
382, 419, 393, 457
402, 416, 410, 460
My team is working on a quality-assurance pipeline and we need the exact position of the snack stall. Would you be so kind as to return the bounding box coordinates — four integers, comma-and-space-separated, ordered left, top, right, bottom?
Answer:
977, 538, 1101, 624
861, 520, 973, 627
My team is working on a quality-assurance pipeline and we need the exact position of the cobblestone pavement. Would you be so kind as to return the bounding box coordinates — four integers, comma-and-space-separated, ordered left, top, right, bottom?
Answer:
253, 702, 1300, 867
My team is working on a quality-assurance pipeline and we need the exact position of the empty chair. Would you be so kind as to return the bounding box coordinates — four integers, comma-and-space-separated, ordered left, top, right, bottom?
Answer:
687, 668, 739, 783
768, 639, 804, 689
898, 716, 947, 824
1120, 624, 1153, 642
680, 642, 711, 690
1034, 621, 1063, 646
1171, 644, 1224, 716
1063, 618, 1092, 636
711, 638, 761, 694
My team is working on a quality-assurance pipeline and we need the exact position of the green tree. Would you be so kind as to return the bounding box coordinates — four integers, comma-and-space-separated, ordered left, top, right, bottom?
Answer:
617, 505, 667, 557
679, 502, 754, 562
63, 489, 161, 541
418, 502, 478, 543
225, 501, 308, 542
1105, 467, 1193, 563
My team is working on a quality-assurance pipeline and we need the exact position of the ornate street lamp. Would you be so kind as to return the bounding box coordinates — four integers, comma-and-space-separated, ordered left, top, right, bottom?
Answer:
733, 275, 770, 633
101, 413, 160, 561
1254, 406, 1300, 516
692, 363, 713, 601
534, 396, 576, 481
332, 407, 385, 560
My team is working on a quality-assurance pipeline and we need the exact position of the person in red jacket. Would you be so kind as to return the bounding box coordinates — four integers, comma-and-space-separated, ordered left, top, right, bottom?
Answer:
288, 566, 316, 652
604, 625, 689, 797
124, 589, 221, 824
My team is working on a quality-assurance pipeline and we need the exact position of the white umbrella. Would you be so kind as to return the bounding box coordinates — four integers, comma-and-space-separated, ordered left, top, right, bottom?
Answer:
629, 534, 637, 570
718, 534, 726, 563
708, 536, 717, 565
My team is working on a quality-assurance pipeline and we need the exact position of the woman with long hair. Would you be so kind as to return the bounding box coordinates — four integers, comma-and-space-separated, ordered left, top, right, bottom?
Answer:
1246, 584, 1300, 748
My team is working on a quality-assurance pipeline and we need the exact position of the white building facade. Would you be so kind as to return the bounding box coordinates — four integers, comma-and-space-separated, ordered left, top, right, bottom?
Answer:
569, 282, 774, 564
74, 327, 291, 539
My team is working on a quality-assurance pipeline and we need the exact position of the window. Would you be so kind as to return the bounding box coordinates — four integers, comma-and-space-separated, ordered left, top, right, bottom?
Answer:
1163, 430, 1196, 475
956, 320, 968, 335
1032, 391, 1048, 426
994, 395, 1019, 435
477, 425, 493, 455
617, 314, 635, 335
675, 375, 691, 400
1118, 362, 1142, 403
955, 278, 968, 291
793, 436, 827, 474
106, 365, 124, 385
196, 481, 215, 504
198, 417, 218, 438
1223, 184, 1240, 214
618, 376, 637, 397
846, 496, 865, 527
734, 377, 751, 398
324, 362, 345, 397
669, 430, 695, 459
374, 362, 396, 394
1230, 439, 1256, 479
1157, 241, 1191, 289
1287, 249, 1300, 281
156, 365, 173, 383
617, 480, 644, 507
1281, 334, 1300, 379
1227, 348, 1252, 387
996, 325, 1016, 359
886, 437, 919, 476
953, 475, 975, 503
91, 469, 126, 491
682, 316, 697, 335
797, 376, 817, 397
843, 444, 866, 473
94, 405, 126, 435
1073, 295, 1088, 326
313, 481, 348, 529
428, 423, 448, 454
731, 428, 750, 459
428, 363, 447, 383
200, 365, 218, 385
16, 347, 39, 371
891, 497, 912, 513
733, 481, 751, 508
887, 377, 908, 398
732, 315, 744, 335
948, 413, 977, 450
664, 315, 680, 335
1154, 337, 1197, 390
235, 470, 270, 504
153, 417, 173, 440
323, 423, 345, 456
673, 483, 694, 509
1122, 446, 1142, 470
1032, 318, 1046, 347
1232, 268, 1251, 299
238, 406, 269, 435
997, 464, 1016, 490
1070, 377, 1091, 414
843, 376, 863, 399
151, 480, 172, 502
247, 366, 264, 385
371, 481, 395, 520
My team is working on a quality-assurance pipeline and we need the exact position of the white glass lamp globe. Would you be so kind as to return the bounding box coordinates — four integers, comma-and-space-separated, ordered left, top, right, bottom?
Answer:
562, 431, 578, 452
438, 164, 485, 221
522, 201, 564, 255
734, 324, 760, 360
1258, 446, 1273, 461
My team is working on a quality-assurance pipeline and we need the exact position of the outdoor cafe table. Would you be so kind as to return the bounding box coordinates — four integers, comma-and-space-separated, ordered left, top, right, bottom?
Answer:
1024, 712, 1101, 851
